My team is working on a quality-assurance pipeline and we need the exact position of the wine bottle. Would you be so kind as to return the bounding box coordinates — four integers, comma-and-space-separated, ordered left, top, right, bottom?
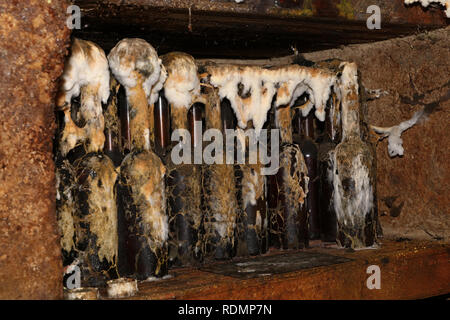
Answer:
318, 92, 340, 242
293, 109, 320, 240
56, 38, 118, 287
203, 95, 239, 260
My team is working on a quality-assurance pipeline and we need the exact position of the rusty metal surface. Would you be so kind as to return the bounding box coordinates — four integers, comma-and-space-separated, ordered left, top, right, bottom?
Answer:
114, 240, 450, 299
73, 0, 447, 58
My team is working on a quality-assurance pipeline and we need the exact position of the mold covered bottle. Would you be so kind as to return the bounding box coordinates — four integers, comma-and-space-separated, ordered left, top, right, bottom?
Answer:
317, 92, 340, 243
203, 94, 240, 260
166, 101, 204, 266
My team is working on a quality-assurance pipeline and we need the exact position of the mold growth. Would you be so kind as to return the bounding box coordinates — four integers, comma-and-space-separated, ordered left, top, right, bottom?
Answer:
162, 52, 201, 130
108, 38, 165, 151
56, 38, 110, 156
331, 62, 377, 248
106, 278, 138, 298
76, 154, 118, 266
117, 150, 168, 279
275, 104, 293, 144
204, 64, 336, 135
166, 162, 204, 266
55, 158, 76, 256
204, 163, 239, 260
238, 162, 268, 256
202, 86, 239, 260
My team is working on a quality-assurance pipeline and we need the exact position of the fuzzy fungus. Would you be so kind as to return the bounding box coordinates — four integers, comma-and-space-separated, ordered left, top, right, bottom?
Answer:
56, 38, 110, 156
205, 65, 336, 135
201, 87, 240, 260
162, 52, 201, 130
371, 109, 424, 157
109, 38, 169, 279
331, 62, 378, 248
106, 278, 138, 298
117, 151, 169, 279
108, 38, 165, 151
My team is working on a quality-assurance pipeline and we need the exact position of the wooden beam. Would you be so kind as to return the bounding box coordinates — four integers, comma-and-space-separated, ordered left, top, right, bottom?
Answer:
104, 240, 450, 300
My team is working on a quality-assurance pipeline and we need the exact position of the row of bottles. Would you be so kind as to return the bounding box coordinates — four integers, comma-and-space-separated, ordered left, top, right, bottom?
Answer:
56, 38, 380, 289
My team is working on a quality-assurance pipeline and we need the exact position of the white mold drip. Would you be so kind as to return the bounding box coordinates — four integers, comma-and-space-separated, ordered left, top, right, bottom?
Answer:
108, 38, 164, 100
371, 109, 424, 157
337, 62, 360, 140
206, 65, 336, 134
404, 0, 450, 17
161, 52, 201, 108
332, 153, 374, 228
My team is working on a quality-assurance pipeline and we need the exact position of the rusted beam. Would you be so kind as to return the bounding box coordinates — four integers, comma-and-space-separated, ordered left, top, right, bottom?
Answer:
73, 0, 447, 58
108, 240, 450, 300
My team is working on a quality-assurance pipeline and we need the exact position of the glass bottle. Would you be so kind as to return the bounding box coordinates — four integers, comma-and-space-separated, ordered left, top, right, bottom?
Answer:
270, 103, 309, 249
203, 97, 239, 260
167, 102, 204, 266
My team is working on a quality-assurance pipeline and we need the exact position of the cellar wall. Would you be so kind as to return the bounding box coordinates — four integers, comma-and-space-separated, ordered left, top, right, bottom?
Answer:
0, 0, 71, 299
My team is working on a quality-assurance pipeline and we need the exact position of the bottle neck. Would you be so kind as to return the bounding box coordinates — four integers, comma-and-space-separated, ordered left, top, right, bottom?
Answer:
154, 91, 170, 154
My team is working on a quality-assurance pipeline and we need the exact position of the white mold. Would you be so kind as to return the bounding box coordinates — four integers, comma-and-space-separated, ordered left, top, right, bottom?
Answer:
106, 278, 138, 298
404, 0, 450, 17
